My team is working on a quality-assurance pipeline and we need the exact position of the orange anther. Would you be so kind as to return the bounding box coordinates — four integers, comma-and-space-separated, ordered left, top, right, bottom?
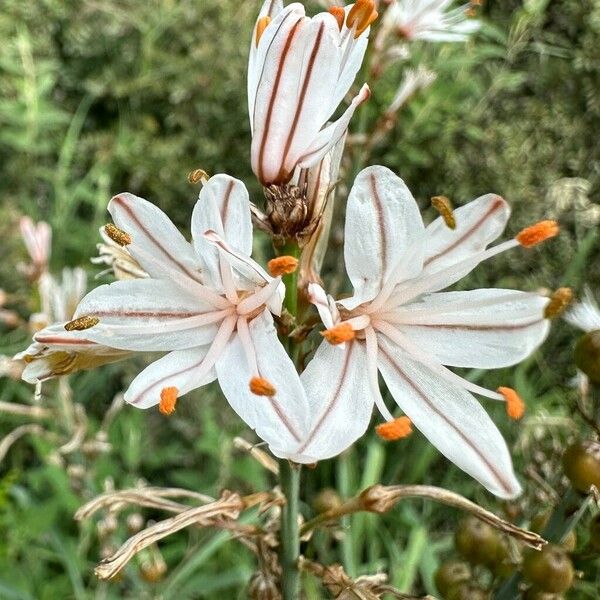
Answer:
159, 386, 178, 415
328, 6, 345, 30
516, 220, 559, 248
497, 387, 525, 420
255, 16, 272, 47
267, 255, 299, 277
544, 287, 573, 319
346, 0, 378, 38
104, 223, 131, 246
376, 416, 413, 441
431, 195, 456, 230
250, 376, 276, 397
321, 322, 355, 345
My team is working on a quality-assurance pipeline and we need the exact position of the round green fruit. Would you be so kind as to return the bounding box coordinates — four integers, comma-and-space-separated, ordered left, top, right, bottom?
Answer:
574, 331, 600, 383
434, 560, 471, 596
562, 440, 600, 493
454, 516, 500, 566
522, 545, 574, 593
446, 583, 489, 600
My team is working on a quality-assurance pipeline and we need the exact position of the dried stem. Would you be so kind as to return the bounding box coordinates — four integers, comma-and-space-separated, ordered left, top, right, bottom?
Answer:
233, 437, 279, 474
0, 401, 53, 419
301, 484, 546, 550
93, 491, 245, 580
0, 424, 44, 462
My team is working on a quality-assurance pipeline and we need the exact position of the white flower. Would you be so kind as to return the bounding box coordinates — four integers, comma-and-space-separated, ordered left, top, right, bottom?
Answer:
91, 226, 148, 280
295, 165, 557, 498
383, 0, 480, 43
43, 174, 310, 459
248, 0, 374, 185
20, 216, 51, 275
39, 267, 88, 323
565, 288, 600, 333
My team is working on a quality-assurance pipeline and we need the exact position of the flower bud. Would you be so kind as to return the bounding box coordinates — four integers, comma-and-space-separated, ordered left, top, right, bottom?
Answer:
562, 440, 600, 493
522, 545, 574, 593
248, 571, 280, 600
573, 330, 600, 383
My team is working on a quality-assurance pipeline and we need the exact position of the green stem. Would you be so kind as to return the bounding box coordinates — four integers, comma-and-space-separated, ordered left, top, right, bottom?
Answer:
279, 240, 300, 318
279, 459, 301, 599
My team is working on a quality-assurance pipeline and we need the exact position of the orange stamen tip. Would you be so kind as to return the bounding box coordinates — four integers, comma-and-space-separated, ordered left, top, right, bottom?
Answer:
346, 0, 378, 37
497, 387, 525, 420
159, 387, 178, 415
516, 220, 559, 248
104, 223, 131, 246
249, 376, 276, 397
544, 287, 573, 319
328, 6, 345, 30
431, 195, 456, 229
321, 322, 355, 345
376, 416, 413, 441
267, 255, 298, 277
255, 15, 271, 47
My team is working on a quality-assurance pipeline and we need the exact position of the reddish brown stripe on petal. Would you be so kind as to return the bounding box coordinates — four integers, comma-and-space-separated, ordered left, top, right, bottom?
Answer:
369, 172, 387, 291
297, 342, 355, 453
277, 21, 326, 182
257, 17, 304, 184
113, 196, 202, 283
405, 318, 543, 332
90, 310, 207, 319
424, 196, 506, 268
266, 396, 303, 442
379, 345, 514, 496
220, 179, 235, 227
35, 336, 95, 346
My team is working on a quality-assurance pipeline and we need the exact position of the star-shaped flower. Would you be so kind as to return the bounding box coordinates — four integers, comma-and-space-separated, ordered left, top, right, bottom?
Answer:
296, 165, 557, 498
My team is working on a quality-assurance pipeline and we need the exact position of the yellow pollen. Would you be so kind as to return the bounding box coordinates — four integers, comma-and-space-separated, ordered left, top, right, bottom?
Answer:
516, 220, 559, 248
346, 0, 378, 38
376, 416, 413, 441
267, 255, 298, 277
431, 195, 456, 230
328, 6, 345, 30
159, 387, 178, 415
497, 386, 525, 420
249, 376, 277, 397
544, 287, 573, 319
64, 315, 99, 331
321, 322, 355, 345
187, 168, 209, 184
255, 16, 271, 47
104, 223, 131, 246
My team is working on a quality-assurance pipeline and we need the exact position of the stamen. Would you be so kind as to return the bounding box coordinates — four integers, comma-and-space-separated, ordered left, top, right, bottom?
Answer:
104, 223, 131, 246
321, 322, 355, 345
250, 376, 276, 397
544, 287, 573, 319
431, 195, 456, 230
346, 0, 378, 38
497, 387, 525, 420
187, 168, 209, 184
255, 16, 271, 47
376, 416, 412, 441
328, 6, 345, 30
267, 255, 298, 277
64, 316, 99, 331
516, 220, 559, 248
159, 387, 178, 415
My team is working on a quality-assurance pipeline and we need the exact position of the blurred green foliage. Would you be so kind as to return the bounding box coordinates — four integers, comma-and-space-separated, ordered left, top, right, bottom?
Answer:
0, 0, 599, 597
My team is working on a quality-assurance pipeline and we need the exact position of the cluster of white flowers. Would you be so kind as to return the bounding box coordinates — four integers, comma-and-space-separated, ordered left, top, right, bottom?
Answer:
18, 0, 559, 499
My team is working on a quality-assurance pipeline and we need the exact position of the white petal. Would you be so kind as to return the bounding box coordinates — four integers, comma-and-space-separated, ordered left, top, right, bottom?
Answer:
343, 165, 424, 306
124, 346, 217, 409
307, 283, 338, 329
377, 337, 521, 498
109, 193, 202, 283
393, 289, 550, 368
423, 194, 509, 275
73, 279, 221, 351
215, 311, 310, 457
296, 83, 370, 169
296, 340, 373, 462
565, 288, 600, 333
191, 174, 253, 288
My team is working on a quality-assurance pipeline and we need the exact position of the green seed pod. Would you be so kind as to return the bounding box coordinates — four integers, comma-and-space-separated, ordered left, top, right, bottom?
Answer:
446, 582, 489, 600
562, 440, 600, 493
434, 560, 471, 596
574, 331, 600, 383
312, 488, 343, 514
522, 545, 574, 593
530, 511, 577, 552
455, 516, 500, 566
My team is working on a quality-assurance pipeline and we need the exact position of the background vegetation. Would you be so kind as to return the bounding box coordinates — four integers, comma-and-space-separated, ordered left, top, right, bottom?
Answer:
0, 0, 599, 597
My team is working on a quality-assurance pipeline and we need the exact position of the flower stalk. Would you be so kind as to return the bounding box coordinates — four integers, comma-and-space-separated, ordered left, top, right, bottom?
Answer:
279, 458, 301, 599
